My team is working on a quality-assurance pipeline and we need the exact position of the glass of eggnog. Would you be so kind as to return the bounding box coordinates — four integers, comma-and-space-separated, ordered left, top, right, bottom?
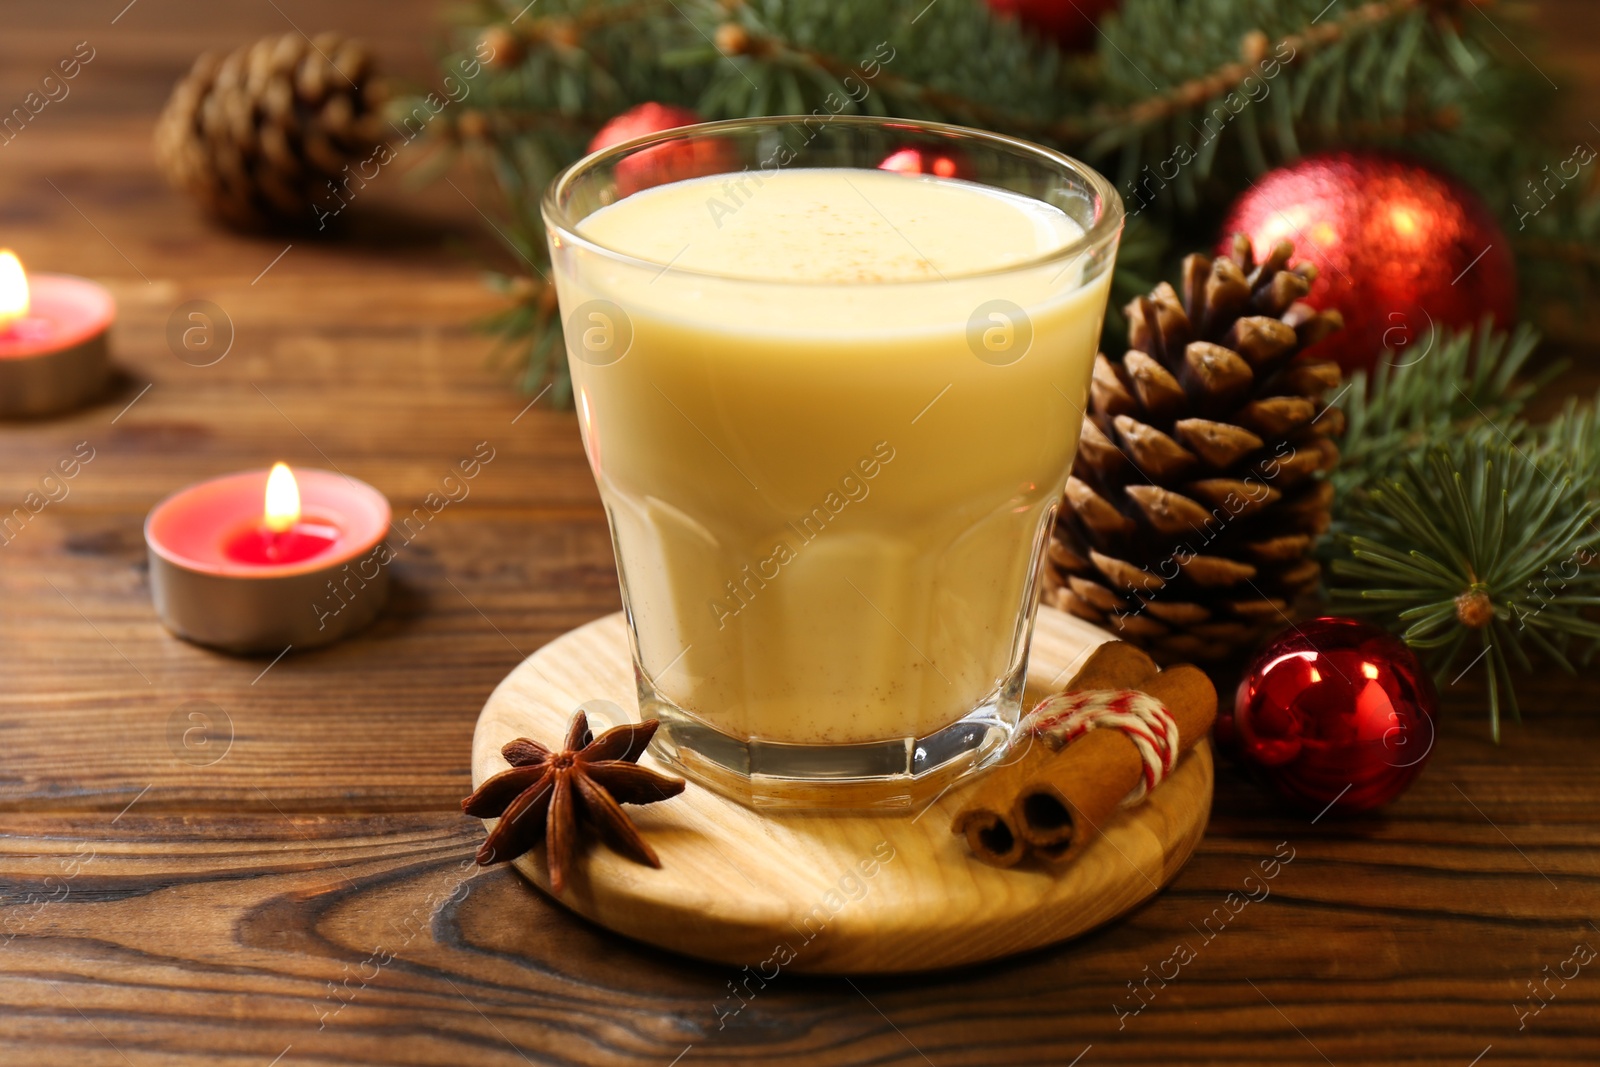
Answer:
544, 116, 1122, 808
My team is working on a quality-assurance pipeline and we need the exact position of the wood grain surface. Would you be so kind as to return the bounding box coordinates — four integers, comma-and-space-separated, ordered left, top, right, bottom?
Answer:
1, 1, 1598, 1063
470, 608, 1212, 974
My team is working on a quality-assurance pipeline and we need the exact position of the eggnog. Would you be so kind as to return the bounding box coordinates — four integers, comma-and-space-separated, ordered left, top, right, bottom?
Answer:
551, 162, 1115, 768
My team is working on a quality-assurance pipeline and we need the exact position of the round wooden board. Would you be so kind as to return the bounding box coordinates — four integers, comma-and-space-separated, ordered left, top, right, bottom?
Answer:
472, 606, 1213, 974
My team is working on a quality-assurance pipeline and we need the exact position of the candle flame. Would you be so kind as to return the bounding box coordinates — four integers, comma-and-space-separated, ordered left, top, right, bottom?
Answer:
0, 251, 29, 331
263, 463, 301, 534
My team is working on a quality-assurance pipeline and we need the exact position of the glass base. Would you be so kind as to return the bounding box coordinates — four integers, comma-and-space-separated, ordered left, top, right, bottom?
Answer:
639, 670, 1024, 811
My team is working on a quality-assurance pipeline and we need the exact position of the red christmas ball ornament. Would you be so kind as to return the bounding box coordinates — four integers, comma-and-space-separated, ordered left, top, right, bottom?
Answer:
587, 102, 701, 155
1219, 151, 1516, 373
588, 103, 729, 197
1222, 617, 1438, 816
878, 146, 967, 180
987, 0, 1122, 52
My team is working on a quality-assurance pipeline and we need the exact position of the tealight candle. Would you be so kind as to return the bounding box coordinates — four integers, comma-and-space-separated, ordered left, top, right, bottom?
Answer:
0, 249, 114, 418
145, 464, 392, 654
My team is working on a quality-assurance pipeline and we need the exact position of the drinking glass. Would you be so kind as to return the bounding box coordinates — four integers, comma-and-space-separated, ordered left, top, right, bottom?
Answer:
543, 116, 1123, 807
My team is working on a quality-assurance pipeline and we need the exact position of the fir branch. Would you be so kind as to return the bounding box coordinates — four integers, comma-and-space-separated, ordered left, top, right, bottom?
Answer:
498, 2, 671, 45
692, 0, 1071, 125
418, 0, 1596, 398
1329, 436, 1600, 738
1099, 0, 1424, 131
1326, 324, 1600, 737
1094, 0, 1546, 210
1331, 321, 1554, 500
708, 18, 1072, 134
1540, 392, 1600, 495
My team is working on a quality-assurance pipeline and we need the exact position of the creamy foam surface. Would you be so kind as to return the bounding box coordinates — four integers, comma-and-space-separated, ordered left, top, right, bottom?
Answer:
577, 167, 1085, 284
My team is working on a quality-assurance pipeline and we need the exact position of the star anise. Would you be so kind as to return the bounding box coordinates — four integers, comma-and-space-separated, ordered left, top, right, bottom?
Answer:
462, 711, 685, 893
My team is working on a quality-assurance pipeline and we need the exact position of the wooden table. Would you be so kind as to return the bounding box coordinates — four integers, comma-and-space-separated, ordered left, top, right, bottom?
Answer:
2, 2, 1598, 1063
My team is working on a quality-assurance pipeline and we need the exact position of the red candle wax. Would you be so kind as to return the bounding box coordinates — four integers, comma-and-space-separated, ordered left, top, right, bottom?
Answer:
223, 519, 341, 565
0, 273, 114, 359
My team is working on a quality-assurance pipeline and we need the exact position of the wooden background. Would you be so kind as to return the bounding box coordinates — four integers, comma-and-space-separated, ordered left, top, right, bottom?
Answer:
1, 1, 1598, 1063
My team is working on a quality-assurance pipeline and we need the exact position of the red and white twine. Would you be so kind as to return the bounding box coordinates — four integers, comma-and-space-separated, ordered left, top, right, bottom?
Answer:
1021, 689, 1179, 806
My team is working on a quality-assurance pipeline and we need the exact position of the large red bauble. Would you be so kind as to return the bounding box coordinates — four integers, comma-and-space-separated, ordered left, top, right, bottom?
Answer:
587, 103, 729, 197
987, 0, 1122, 52
1219, 152, 1516, 373
1221, 617, 1439, 816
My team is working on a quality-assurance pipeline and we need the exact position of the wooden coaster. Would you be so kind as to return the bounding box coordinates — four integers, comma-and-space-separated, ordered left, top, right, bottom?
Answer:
471, 606, 1213, 974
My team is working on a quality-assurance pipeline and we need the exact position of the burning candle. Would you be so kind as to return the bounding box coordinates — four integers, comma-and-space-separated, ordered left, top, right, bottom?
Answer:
223, 463, 341, 565
145, 465, 392, 654
0, 249, 114, 418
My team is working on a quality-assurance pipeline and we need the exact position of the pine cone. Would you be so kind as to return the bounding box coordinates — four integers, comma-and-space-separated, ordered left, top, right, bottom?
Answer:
1042, 236, 1345, 665
154, 33, 386, 231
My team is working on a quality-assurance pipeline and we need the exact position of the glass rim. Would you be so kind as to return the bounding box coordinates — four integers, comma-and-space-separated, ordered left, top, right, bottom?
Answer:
541, 115, 1125, 287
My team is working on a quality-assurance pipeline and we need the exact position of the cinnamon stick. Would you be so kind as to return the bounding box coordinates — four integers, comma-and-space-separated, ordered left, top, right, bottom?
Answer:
1016, 664, 1216, 867
952, 642, 1158, 867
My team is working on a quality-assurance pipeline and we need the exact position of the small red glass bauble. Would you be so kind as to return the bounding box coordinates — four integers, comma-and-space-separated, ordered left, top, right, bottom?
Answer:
878, 146, 967, 179
987, 0, 1121, 52
1223, 617, 1439, 815
1219, 151, 1516, 374
588, 103, 728, 197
